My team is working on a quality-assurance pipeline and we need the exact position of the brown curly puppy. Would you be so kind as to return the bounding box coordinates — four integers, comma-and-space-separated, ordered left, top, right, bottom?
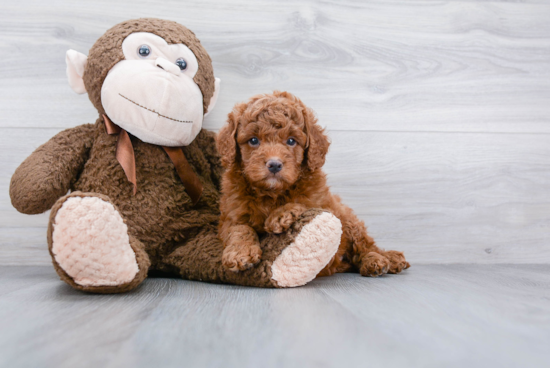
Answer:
216, 91, 410, 277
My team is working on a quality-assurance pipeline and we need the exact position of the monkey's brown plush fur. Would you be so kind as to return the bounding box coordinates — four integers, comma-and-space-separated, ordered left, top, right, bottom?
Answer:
10, 19, 342, 292
217, 91, 410, 277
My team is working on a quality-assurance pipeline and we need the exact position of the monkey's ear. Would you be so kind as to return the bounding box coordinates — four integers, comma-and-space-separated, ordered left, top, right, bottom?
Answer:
65, 50, 88, 94
204, 78, 221, 117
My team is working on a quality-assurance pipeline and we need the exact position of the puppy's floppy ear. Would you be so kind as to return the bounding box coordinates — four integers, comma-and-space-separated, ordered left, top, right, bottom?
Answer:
217, 103, 245, 168
303, 107, 330, 171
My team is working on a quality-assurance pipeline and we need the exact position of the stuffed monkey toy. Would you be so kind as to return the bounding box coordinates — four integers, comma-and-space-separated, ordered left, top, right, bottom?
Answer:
9, 18, 342, 293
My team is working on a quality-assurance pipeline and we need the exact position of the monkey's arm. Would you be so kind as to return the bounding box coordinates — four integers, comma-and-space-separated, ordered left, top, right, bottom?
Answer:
195, 129, 224, 191
10, 123, 96, 214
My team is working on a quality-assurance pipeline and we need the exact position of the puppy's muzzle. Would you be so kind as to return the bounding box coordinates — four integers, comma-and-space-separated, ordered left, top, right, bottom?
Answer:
266, 159, 283, 174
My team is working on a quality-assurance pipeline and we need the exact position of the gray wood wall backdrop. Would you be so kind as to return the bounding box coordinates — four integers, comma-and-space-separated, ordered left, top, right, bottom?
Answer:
1, 0, 549, 265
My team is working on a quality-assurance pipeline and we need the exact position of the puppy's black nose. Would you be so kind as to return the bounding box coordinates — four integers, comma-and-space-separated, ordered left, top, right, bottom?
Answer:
267, 159, 283, 174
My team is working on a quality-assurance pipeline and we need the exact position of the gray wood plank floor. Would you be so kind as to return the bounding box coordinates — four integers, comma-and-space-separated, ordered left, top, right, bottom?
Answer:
0, 265, 549, 368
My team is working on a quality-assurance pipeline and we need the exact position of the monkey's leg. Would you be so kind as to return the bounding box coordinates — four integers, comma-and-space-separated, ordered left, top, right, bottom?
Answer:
48, 192, 150, 293
163, 209, 342, 288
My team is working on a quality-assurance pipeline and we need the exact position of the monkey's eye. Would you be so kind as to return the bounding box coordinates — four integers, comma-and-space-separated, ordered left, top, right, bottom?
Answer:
248, 137, 260, 147
138, 45, 151, 58
175, 58, 187, 71
286, 138, 297, 146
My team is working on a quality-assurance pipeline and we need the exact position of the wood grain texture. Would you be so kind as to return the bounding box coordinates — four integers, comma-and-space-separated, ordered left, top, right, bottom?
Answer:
2, 0, 550, 132
0, 265, 549, 368
1, 0, 549, 264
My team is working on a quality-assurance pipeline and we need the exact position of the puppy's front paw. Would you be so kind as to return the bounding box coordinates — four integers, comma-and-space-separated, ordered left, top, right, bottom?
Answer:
384, 250, 410, 274
222, 243, 262, 272
265, 205, 306, 234
359, 252, 390, 277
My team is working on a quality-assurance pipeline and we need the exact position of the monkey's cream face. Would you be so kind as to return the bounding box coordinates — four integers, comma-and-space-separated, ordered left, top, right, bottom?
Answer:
100, 32, 208, 147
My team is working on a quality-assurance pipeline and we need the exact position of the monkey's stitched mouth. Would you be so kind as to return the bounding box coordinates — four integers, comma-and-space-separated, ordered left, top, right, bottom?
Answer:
119, 93, 193, 123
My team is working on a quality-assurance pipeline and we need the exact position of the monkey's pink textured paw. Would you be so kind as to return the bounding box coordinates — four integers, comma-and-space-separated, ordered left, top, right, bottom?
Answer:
51, 196, 138, 287
271, 212, 342, 287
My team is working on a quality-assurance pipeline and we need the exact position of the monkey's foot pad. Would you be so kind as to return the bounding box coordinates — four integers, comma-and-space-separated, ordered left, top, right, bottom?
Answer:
51, 196, 139, 287
271, 211, 342, 287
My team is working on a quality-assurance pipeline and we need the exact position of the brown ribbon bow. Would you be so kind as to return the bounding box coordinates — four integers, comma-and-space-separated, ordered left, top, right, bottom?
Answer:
103, 114, 203, 204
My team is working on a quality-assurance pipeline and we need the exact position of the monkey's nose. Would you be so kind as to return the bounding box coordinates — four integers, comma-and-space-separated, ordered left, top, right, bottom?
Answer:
266, 159, 283, 174
155, 57, 180, 76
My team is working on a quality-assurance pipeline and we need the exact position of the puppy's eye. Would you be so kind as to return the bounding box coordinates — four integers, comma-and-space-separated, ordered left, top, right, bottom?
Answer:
138, 45, 151, 58
286, 138, 297, 146
248, 137, 260, 147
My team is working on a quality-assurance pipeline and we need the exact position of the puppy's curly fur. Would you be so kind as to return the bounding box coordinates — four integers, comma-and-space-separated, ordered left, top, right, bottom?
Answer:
216, 91, 410, 277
